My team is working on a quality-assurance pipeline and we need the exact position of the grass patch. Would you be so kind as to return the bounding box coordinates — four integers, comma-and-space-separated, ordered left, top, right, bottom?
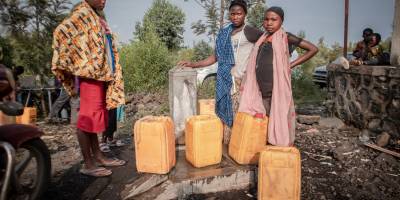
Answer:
292, 71, 327, 105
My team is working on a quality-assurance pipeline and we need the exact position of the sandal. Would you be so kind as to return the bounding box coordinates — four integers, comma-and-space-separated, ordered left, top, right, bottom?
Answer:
107, 139, 125, 147
98, 158, 126, 167
80, 167, 112, 177
99, 143, 110, 153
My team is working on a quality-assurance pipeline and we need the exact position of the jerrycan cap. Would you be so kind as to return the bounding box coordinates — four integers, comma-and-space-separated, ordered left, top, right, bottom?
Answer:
254, 113, 264, 119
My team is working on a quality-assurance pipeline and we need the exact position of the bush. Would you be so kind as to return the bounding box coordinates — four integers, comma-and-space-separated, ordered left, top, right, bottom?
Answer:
192, 40, 213, 62
172, 48, 194, 64
197, 76, 215, 99
292, 70, 326, 105
120, 26, 173, 92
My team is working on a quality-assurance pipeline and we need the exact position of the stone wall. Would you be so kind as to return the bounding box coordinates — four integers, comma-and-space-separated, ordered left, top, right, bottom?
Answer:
327, 64, 400, 139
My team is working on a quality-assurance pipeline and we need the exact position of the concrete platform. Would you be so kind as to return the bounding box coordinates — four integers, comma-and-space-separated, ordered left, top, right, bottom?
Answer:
121, 146, 257, 200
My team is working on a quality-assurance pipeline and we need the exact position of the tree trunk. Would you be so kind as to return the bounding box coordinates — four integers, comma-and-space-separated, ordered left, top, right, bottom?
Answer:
391, 0, 400, 66
219, 0, 225, 29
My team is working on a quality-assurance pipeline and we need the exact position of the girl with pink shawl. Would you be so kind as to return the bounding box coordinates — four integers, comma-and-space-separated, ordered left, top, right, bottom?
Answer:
239, 6, 318, 146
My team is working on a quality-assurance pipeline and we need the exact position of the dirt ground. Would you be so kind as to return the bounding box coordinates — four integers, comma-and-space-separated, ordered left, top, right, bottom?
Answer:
39, 91, 400, 200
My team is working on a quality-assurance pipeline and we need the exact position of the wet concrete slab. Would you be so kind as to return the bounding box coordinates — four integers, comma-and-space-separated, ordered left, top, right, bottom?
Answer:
82, 145, 256, 200
171, 149, 240, 181
123, 146, 256, 200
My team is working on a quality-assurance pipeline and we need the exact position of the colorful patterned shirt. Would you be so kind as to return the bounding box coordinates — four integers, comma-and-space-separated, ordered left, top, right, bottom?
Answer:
52, 1, 124, 109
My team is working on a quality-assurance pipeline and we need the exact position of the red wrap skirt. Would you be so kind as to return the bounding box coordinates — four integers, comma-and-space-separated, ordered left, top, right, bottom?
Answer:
77, 78, 108, 133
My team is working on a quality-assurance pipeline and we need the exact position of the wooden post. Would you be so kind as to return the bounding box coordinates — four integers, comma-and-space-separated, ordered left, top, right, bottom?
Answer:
343, 0, 349, 57
391, 0, 400, 66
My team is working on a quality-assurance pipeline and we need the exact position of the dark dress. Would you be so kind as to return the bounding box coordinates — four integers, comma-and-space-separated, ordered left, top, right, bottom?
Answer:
255, 32, 302, 115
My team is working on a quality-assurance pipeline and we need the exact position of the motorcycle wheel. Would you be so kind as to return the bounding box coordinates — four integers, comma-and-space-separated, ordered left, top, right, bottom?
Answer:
10, 138, 51, 200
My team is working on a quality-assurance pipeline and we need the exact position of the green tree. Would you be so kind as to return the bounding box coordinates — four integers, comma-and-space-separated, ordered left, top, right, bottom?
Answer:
121, 24, 174, 92
135, 0, 185, 50
192, 40, 213, 61
190, 0, 221, 42
0, 0, 70, 76
0, 0, 30, 34
296, 35, 344, 74
381, 37, 391, 52
0, 36, 14, 67
247, 0, 266, 30
44, 0, 71, 37
328, 42, 342, 62
174, 48, 194, 63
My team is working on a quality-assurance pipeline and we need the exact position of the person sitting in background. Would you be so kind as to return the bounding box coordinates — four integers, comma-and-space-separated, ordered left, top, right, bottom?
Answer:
364, 33, 384, 65
351, 33, 384, 66
352, 28, 373, 60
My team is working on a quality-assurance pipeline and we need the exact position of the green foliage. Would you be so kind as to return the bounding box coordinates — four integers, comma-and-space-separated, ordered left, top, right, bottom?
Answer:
190, 0, 220, 42
120, 25, 174, 92
247, 0, 266, 30
292, 70, 326, 105
296, 35, 342, 75
135, 0, 185, 50
172, 48, 194, 64
0, 0, 30, 34
10, 32, 52, 75
198, 76, 215, 99
0, 0, 71, 77
0, 36, 14, 67
381, 37, 391, 52
192, 40, 213, 61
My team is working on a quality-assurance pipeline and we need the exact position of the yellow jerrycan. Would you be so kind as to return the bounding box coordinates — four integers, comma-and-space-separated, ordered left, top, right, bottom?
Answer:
185, 115, 223, 167
133, 116, 176, 174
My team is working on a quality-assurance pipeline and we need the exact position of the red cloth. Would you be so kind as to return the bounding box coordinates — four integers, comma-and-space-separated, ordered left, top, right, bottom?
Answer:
77, 78, 108, 133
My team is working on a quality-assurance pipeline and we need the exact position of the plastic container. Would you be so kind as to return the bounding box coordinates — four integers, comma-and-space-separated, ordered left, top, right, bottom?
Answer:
228, 112, 268, 164
133, 116, 176, 174
258, 146, 301, 200
185, 115, 223, 167
198, 99, 216, 115
16, 107, 36, 126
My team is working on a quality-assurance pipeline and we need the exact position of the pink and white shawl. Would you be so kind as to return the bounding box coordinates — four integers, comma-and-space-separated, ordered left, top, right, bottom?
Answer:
239, 28, 296, 147
238, 33, 267, 116
268, 28, 296, 146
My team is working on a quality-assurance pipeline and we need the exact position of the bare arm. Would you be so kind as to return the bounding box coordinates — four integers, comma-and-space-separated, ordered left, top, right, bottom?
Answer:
290, 40, 318, 68
177, 53, 217, 68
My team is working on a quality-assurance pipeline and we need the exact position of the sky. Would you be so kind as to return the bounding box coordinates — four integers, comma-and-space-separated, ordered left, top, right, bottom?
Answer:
70, 0, 395, 47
